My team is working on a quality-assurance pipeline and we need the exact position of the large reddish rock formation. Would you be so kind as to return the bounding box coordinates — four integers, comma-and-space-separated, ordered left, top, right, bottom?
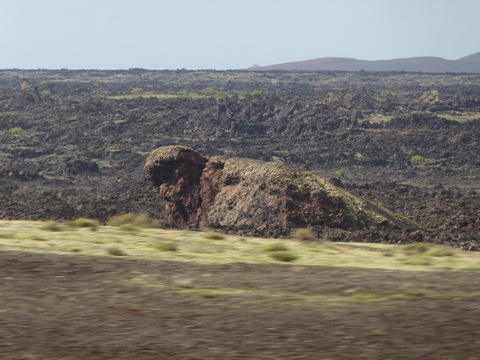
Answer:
145, 146, 412, 237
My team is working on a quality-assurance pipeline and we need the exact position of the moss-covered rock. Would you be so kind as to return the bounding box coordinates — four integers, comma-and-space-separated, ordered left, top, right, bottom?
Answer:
145, 146, 414, 237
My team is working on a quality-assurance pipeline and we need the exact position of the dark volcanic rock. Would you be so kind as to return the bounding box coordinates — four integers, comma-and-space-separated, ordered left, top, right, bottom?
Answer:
145, 146, 411, 237
64, 159, 101, 176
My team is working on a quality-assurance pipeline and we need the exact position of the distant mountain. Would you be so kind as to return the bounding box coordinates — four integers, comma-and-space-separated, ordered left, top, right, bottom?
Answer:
253, 52, 480, 73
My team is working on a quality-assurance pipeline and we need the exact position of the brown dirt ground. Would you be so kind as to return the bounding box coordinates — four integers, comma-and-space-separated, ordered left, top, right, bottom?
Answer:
1, 250, 479, 359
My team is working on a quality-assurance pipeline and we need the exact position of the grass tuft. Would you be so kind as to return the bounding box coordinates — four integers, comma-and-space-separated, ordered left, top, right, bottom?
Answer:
292, 228, 317, 241
402, 243, 434, 255
203, 232, 225, 240
107, 213, 160, 228
400, 256, 432, 266
0, 233, 16, 239
153, 241, 178, 252
41, 221, 64, 232
263, 242, 290, 252
119, 223, 140, 234
351, 293, 379, 303
269, 251, 298, 262
72, 218, 100, 230
106, 246, 126, 256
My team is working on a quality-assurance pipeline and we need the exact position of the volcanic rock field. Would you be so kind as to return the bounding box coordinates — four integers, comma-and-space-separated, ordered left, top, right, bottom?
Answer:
0, 69, 479, 249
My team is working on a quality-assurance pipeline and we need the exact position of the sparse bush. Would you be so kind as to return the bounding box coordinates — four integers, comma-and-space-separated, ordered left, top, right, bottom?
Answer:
401, 256, 432, 266
269, 251, 298, 262
119, 223, 139, 234
153, 241, 178, 252
72, 218, 100, 230
292, 228, 317, 241
380, 89, 396, 99
41, 221, 64, 232
214, 91, 227, 100
335, 169, 348, 176
131, 87, 145, 95
0, 233, 15, 239
200, 87, 216, 96
402, 243, 433, 256
251, 90, 263, 96
9, 127, 24, 133
107, 213, 159, 228
428, 246, 455, 257
411, 155, 425, 166
203, 232, 225, 240
106, 246, 126, 256
132, 213, 155, 227
23, 235, 46, 241
263, 242, 289, 252
107, 213, 137, 226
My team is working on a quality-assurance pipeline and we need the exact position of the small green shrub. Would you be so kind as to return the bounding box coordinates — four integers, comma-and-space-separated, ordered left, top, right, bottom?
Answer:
380, 90, 396, 98
428, 246, 455, 257
132, 213, 156, 227
0, 233, 15, 239
292, 228, 317, 241
458, 267, 480, 272
106, 246, 126, 256
22, 235, 46, 241
263, 242, 289, 252
72, 218, 100, 230
203, 232, 225, 240
107, 213, 137, 226
251, 90, 263, 96
119, 223, 139, 234
411, 155, 426, 165
269, 251, 298, 262
9, 127, 24, 132
41, 221, 64, 232
335, 169, 348, 176
402, 243, 433, 256
214, 91, 227, 100
401, 256, 432, 266
200, 87, 216, 96
153, 241, 178, 252
107, 213, 159, 228
131, 87, 145, 95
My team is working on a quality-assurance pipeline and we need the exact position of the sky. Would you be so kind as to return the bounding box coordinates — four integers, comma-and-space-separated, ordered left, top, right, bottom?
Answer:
1, 0, 479, 70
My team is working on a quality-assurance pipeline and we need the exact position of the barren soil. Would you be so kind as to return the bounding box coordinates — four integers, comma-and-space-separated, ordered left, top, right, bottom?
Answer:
1, 220, 480, 359
1, 249, 480, 359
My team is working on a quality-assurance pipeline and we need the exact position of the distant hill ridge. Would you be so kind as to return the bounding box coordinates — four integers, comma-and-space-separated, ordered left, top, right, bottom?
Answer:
253, 52, 480, 73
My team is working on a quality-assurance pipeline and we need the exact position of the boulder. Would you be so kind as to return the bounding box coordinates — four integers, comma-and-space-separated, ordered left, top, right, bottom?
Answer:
145, 146, 413, 237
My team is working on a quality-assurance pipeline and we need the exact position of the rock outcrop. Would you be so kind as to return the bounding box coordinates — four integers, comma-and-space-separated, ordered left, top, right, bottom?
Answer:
20, 78, 44, 104
145, 146, 412, 237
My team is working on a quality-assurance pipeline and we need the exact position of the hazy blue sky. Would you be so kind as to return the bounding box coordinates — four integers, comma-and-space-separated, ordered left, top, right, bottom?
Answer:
1, 0, 479, 70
